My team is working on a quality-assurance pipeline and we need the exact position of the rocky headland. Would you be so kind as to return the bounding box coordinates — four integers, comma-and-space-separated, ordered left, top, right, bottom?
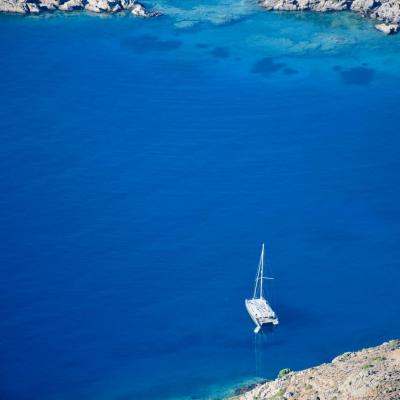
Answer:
260, 0, 400, 34
0, 0, 157, 16
230, 339, 400, 400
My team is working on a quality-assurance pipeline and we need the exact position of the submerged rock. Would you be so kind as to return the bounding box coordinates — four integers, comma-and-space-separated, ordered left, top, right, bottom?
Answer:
0, 0, 158, 15
259, 0, 400, 34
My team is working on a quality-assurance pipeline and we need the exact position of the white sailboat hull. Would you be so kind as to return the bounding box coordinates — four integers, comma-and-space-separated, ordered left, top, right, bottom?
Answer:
245, 243, 278, 333
245, 298, 279, 333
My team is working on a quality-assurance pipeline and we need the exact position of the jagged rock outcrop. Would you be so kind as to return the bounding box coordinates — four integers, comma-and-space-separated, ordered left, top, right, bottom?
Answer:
230, 339, 400, 400
371, 0, 400, 23
0, 0, 28, 12
0, 0, 158, 15
375, 21, 399, 33
260, 0, 400, 33
260, 0, 350, 11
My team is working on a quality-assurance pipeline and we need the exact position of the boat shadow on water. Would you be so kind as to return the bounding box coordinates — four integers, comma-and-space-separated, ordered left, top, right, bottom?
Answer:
256, 324, 276, 334
272, 302, 317, 330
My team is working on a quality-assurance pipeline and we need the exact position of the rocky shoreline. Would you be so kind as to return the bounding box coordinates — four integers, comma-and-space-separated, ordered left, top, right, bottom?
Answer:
1, 0, 400, 35
0, 0, 158, 16
230, 339, 400, 400
260, 0, 400, 34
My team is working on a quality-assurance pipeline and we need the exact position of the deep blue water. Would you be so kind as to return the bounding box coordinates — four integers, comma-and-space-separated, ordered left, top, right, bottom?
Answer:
1, 5, 400, 400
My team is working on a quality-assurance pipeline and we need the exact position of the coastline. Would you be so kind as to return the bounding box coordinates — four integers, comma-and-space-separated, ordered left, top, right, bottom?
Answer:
0, 0, 158, 16
259, 0, 400, 34
1, 0, 400, 399
228, 339, 400, 400
0, 0, 400, 34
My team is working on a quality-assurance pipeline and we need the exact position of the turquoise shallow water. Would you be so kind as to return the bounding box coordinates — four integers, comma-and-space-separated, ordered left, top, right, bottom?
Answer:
1, 5, 400, 400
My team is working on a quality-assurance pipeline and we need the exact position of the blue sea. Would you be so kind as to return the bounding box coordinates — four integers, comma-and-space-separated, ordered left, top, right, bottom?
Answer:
1, 2, 400, 399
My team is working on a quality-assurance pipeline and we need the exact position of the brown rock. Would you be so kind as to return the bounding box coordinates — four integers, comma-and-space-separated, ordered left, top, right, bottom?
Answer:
229, 340, 400, 400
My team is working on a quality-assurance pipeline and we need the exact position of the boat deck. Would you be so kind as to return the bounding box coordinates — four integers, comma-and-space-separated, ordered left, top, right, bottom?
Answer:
245, 298, 279, 326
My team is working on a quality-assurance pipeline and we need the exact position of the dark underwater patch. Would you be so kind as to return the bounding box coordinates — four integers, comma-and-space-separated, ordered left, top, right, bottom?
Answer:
332, 65, 342, 71
283, 67, 298, 75
196, 43, 209, 48
252, 57, 286, 75
210, 46, 230, 59
340, 66, 376, 86
122, 34, 182, 53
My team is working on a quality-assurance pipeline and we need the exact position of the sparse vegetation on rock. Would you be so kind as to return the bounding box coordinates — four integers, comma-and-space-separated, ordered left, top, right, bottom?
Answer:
230, 340, 400, 400
277, 368, 292, 379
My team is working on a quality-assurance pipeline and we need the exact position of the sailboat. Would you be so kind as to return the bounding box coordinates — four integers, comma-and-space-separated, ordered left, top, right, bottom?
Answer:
245, 243, 279, 333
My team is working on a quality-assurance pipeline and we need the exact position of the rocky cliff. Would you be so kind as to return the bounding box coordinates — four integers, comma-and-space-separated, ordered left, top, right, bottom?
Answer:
231, 339, 400, 400
0, 0, 157, 16
260, 0, 400, 34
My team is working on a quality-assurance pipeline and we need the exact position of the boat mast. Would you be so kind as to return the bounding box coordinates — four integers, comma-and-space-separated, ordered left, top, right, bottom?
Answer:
253, 243, 265, 299
260, 243, 264, 299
